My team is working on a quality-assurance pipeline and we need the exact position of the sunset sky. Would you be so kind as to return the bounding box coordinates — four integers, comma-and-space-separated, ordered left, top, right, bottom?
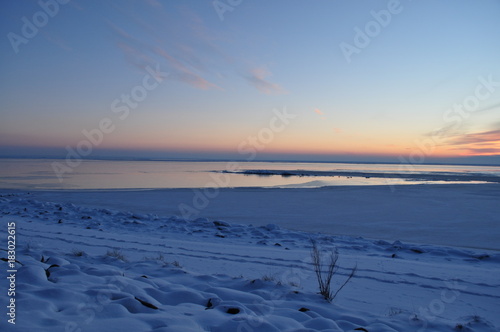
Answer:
1, 0, 500, 163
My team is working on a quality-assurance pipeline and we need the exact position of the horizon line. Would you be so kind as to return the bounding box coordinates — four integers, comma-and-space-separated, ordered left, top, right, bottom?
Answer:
1, 155, 499, 168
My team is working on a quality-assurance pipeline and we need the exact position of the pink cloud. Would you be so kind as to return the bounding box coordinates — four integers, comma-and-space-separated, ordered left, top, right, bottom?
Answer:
444, 129, 500, 156
108, 17, 220, 90
446, 129, 500, 146
245, 67, 286, 95
153, 47, 221, 90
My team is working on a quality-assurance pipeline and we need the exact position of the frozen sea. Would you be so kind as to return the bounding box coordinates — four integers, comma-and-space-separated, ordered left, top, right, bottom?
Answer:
1, 158, 499, 190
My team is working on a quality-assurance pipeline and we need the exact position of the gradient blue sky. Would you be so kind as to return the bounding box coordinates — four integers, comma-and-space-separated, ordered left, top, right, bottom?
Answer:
1, 0, 500, 163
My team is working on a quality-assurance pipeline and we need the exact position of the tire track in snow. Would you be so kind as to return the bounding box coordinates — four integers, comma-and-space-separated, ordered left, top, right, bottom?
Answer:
18, 224, 500, 299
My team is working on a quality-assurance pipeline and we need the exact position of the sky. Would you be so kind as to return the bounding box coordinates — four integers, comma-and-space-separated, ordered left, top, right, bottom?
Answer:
1, 0, 500, 164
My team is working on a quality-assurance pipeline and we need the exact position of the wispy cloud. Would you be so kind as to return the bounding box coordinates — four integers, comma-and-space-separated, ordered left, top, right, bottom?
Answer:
446, 129, 500, 146
41, 31, 72, 52
116, 41, 156, 72
108, 20, 133, 40
153, 47, 221, 90
108, 20, 156, 71
444, 129, 500, 156
333, 127, 343, 134
144, 0, 162, 8
107, 3, 285, 94
314, 107, 329, 121
461, 147, 500, 155
107, 5, 221, 90
244, 67, 286, 95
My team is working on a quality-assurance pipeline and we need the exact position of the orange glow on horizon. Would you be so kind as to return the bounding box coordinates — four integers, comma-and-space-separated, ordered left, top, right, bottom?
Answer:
2, 127, 499, 160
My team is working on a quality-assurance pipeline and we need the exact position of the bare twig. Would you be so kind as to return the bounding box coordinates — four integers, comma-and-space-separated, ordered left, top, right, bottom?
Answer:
310, 239, 356, 302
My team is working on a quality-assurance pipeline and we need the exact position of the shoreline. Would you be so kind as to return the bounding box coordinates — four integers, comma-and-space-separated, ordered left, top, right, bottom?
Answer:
2, 183, 499, 250
1, 181, 499, 191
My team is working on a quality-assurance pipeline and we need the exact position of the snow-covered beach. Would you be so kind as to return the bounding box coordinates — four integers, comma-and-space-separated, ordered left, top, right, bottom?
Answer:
1, 184, 499, 331
3, 0, 500, 330
5, 183, 499, 250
